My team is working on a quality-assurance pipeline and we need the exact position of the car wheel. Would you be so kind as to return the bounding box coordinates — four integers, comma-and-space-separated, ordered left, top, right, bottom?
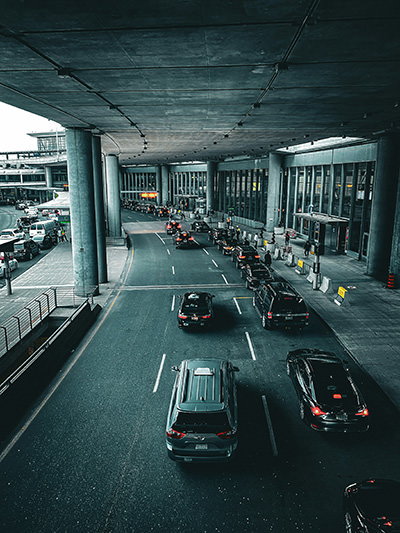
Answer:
262, 315, 268, 329
299, 401, 305, 421
344, 512, 353, 533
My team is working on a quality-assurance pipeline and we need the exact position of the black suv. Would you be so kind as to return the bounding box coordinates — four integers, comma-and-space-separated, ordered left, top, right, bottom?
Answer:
253, 281, 309, 329
241, 263, 273, 289
217, 236, 237, 255
190, 220, 210, 233
13, 238, 40, 261
166, 220, 182, 234
166, 358, 239, 462
231, 244, 260, 269
175, 230, 195, 248
177, 292, 214, 328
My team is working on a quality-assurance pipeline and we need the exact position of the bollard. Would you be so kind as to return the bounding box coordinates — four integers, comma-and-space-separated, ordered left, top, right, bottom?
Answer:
387, 273, 395, 289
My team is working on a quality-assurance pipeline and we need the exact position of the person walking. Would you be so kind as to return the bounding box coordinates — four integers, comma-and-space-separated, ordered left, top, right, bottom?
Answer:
264, 250, 272, 268
304, 239, 311, 257
253, 232, 258, 248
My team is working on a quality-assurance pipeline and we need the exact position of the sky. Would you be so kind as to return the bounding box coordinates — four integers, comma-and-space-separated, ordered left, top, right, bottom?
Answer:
0, 102, 63, 152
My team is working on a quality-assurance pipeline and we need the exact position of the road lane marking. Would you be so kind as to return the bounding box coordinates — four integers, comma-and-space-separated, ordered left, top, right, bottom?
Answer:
167, 249, 170, 255
153, 353, 167, 393
245, 331, 256, 361
221, 274, 229, 285
233, 297, 242, 315
262, 395, 279, 457
155, 232, 165, 244
119, 283, 243, 290
212, 259, 219, 268
172, 266, 175, 275
171, 294, 175, 311
202, 248, 209, 255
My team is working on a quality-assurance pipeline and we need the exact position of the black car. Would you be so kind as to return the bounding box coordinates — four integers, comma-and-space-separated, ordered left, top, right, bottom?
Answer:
217, 236, 237, 255
175, 230, 195, 248
177, 292, 214, 328
166, 220, 182, 234
190, 220, 211, 233
253, 281, 309, 329
13, 238, 40, 260
344, 479, 400, 532
157, 206, 170, 217
241, 263, 273, 289
209, 227, 228, 244
32, 233, 54, 249
231, 244, 260, 269
286, 349, 369, 432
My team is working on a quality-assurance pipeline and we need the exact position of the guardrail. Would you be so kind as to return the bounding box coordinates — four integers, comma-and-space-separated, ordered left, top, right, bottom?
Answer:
0, 286, 96, 359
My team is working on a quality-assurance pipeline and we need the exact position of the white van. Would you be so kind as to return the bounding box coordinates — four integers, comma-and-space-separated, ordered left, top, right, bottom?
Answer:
29, 220, 57, 240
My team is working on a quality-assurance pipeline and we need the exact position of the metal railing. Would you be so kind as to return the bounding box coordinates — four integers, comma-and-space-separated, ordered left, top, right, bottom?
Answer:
0, 286, 97, 359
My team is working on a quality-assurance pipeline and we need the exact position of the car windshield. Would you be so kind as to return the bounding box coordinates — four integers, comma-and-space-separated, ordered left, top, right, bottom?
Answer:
14, 243, 25, 250
174, 411, 230, 433
1, 231, 13, 236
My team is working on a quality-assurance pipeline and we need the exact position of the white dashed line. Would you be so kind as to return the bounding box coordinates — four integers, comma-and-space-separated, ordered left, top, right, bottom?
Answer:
245, 331, 256, 361
262, 395, 279, 457
233, 297, 242, 315
203, 248, 209, 255
221, 274, 229, 285
172, 266, 175, 275
155, 233, 165, 244
212, 259, 219, 268
171, 294, 175, 311
153, 353, 167, 393
167, 249, 170, 255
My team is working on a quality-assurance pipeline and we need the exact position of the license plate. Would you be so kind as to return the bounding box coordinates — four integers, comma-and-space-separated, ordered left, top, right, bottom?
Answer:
285, 316, 293, 320
195, 444, 208, 450
336, 413, 348, 421
192, 316, 198, 321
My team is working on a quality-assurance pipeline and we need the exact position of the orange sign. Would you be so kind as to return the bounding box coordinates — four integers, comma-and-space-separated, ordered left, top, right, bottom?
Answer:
141, 192, 158, 198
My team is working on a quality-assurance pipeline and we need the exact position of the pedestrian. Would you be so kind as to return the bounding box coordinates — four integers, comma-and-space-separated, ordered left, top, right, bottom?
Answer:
236, 227, 240, 241
61, 229, 67, 242
254, 232, 258, 248
57, 227, 62, 243
285, 231, 290, 246
304, 239, 311, 257
264, 250, 272, 268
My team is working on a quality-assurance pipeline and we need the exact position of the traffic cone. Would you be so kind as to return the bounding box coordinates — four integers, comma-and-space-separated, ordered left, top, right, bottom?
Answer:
387, 272, 395, 289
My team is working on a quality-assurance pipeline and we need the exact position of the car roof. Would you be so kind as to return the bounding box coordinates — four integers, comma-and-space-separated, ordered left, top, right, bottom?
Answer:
178, 359, 227, 412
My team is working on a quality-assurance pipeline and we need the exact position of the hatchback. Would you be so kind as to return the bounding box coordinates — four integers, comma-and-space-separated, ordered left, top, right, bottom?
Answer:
166, 358, 239, 462
343, 479, 400, 532
286, 349, 369, 432
177, 292, 214, 328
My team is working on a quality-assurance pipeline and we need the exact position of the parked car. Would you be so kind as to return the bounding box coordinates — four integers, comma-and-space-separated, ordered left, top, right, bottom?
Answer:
241, 263, 273, 289
343, 479, 400, 532
177, 292, 214, 328
0, 228, 25, 241
209, 227, 228, 244
253, 281, 309, 329
0, 257, 18, 277
191, 220, 211, 233
166, 220, 182, 234
157, 206, 170, 217
18, 215, 38, 227
13, 238, 40, 260
166, 358, 239, 462
32, 233, 54, 249
231, 244, 260, 269
217, 236, 237, 255
286, 349, 369, 432
175, 230, 195, 248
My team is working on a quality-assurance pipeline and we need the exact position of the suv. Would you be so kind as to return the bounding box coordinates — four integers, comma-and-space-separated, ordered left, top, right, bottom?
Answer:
217, 236, 237, 255
13, 238, 40, 260
166, 359, 239, 462
175, 230, 195, 248
166, 220, 182, 234
177, 292, 214, 328
253, 281, 309, 329
191, 220, 211, 233
241, 263, 273, 289
231, 244, 260, 269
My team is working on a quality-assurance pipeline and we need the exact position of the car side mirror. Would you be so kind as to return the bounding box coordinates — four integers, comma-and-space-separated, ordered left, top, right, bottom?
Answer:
171, 366, 179, 372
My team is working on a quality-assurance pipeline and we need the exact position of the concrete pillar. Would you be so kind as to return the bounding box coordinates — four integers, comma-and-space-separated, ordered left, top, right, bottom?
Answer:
65, 128, 99, 296
105, 154, 121, 237
266, 153, 282, 232
161, 165, 169, 205
155, 166, 161, 205
390, 174, 400, 287
92, 136, 108, 283
45, 166, 53, 188
206, 161, 216, 214
367, 133, 400, 280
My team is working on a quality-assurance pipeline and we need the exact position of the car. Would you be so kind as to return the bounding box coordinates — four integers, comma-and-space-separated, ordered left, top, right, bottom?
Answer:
231, 244, 260, 269
17, 215, 38, 227
217, 236, 238, 255
0, 257, 18, 277
166, 220, 182, 234
190, 220, 211, 233
343, 479, 400, 532
241, 263, 273, 289
13, 238, 40, 261
166, 358, 239, 462
15, 202, 26, 210
253, 281, 309, 329
0, 228, 25, 241
157, 206, 170, 217
209, 227, 228, 244
177, 292, 214, 328
286, 349, 369, 432
32, 233, 54, 249
175, 230, 195, 248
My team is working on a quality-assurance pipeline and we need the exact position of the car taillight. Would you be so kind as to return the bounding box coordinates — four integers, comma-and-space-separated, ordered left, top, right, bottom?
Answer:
305, 312, 309, 318
333, 394, 342, 399
355, 408, 369, 417
176, 238, 182, 241
311, 406, 327, 416
178, 313, 188, 319
201, 314, 211, 319
177, 224, 181, 229
267, 311, 273, 319
255, 255, 260, 259
239, 255, 245, 259
217, 428, 236, 439
166, 428, 185, 439
189, 237, 194, 241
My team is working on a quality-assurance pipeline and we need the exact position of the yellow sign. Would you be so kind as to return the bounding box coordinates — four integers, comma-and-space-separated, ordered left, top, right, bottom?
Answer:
338, 286, 347, 299
297, 259, 304, 268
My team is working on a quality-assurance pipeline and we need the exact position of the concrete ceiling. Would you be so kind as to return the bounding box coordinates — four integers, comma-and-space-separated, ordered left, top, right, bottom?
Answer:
0, 0, 399, 165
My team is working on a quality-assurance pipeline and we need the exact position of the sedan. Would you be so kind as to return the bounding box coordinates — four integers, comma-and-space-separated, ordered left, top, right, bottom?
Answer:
175, 231, 195, 248
177, 292, 214, 328
166, 220, 182, 234
0, 258, 18, 277
343, 479, 400, 532
190, 220, 211, 233
286, 349, 369, 432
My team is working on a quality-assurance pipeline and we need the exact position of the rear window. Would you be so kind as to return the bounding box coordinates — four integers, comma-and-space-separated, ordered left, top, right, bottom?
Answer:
272, 297, 306, 313
310, 360, 359, 407
14, 243, 25, 250
174, 411, 230, 433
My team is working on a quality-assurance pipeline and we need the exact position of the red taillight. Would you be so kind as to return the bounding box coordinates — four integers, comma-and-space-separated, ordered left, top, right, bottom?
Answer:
177, 224, 181, 229
355, 408, 369, 417
383, 521, 392, 527
176, 238, 182, 241
239, 255, 246, 259
178, 313, 188, 319
255, 255, 260, 259
217, 428, 236, 439
201, 314, 211, 319
305, 312, 309, 318
167, 225, 171, 229
189, 237, 194, 241
166, 428, 185, 439
311, 406, 327, 416
333, 394, 342, 399
267, 311, 273, 319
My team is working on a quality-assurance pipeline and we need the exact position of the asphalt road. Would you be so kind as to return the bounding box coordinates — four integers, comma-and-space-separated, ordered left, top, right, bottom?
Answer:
0, 209, 399, 533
